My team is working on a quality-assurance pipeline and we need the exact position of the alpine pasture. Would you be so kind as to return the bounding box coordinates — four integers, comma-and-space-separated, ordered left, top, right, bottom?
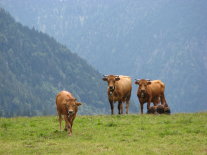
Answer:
0, 113, 207, 154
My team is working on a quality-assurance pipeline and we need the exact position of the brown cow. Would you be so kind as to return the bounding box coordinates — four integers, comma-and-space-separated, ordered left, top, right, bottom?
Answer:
135, 79, 168, 114
156, 104, 171, 114
147, 105, 171, 114
56, 90, 81, 136
102, 75, 132, 115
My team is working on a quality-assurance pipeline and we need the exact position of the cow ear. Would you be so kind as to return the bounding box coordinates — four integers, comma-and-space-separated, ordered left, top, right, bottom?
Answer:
135, 81, 139, 85
147, 81, 151, 85
102, 77, 107, 81
76, 102, 82, 106
115, 77, 120, 81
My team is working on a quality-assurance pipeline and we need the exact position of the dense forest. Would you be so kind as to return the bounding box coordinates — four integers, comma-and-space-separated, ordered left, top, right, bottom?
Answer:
1, 0, 206, 113
0, 8, 138, 117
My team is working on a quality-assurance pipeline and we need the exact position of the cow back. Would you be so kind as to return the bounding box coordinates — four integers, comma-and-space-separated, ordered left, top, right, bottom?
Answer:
112, 76, 132, 101
56, 91, 75, 115
115, 76, 132, 92
148, 80, 165, 97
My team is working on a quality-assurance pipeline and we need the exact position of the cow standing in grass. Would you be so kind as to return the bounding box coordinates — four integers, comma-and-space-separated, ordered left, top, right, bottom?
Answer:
102, 75, 132, 115
56, 90, 81, 136
135, 79, 168, 114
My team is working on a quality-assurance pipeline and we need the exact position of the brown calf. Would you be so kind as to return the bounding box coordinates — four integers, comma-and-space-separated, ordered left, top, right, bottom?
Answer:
147, 105, 171, 114
56, 90, 81, 136
156, 104, 171, 114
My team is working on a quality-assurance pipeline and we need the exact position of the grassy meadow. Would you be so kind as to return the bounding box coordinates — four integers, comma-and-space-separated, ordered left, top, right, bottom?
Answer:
0, 112, 207, 155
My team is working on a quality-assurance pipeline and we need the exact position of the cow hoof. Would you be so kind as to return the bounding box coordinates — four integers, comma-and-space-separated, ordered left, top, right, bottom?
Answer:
68, 133, 72, 136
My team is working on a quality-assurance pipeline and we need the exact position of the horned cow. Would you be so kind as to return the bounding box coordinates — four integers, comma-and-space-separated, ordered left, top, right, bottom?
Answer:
102, 75, 132, 115
56, 90, 81, 136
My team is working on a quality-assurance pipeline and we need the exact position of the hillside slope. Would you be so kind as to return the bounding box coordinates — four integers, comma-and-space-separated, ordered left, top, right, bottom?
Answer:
0, 113, 207, 154
0, 0, 207, 112
0, 8, 112, 117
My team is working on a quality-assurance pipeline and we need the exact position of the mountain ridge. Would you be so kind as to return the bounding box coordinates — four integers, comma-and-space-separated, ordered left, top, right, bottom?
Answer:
0, 8, 111, 117
0, 1, 207, 113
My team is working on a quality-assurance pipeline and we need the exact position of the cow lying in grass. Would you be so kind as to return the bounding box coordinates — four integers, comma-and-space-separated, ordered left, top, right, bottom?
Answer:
156, 104, 171, 114
56, 90, 81, 136
147, 105, 171, 114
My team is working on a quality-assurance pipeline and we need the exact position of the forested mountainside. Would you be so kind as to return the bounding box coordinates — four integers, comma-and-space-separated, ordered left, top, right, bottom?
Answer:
0, 8, 117, 117
0, 0, 207, 113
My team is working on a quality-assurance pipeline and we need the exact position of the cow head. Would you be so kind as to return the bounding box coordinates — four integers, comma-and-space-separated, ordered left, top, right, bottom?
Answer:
135, 79, 151, 98
64, 98, 81, 116
102, 75, 120, 95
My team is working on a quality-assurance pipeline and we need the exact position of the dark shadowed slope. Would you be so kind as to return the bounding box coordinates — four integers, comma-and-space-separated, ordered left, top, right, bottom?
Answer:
0, 8, 111, 117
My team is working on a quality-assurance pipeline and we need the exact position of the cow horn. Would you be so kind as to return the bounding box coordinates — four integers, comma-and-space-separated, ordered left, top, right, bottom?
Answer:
135, 79, 140, 81
103, 75, 108, 77
146, 79, 151, 81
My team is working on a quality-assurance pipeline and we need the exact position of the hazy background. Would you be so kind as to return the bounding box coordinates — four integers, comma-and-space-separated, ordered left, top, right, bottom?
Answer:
0, 0, 207, 116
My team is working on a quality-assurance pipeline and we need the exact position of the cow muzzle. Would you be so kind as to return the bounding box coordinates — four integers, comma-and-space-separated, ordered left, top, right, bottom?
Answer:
141, 92, 145, 98
109, 86, 115, 96
109, 86, 115, 91
68, 110, 74, 115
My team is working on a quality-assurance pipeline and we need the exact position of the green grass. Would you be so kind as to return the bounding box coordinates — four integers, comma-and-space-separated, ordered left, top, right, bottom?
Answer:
0, 113, 207, 155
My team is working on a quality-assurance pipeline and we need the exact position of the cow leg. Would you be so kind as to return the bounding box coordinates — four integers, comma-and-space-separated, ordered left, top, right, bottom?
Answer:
118, 102, 121, 114
126, 100, 130, 114
125, 92, 131, 114
68, 120, 73, 136
109, 101, 114, 115
153, 102, 158, 109
121, 103, 123, 114
118, 101, 123, 114
147, 102, 151, 110
64, 124, 67, 131
70, 115, 75, 128
64, 116, 68, 131
68, 123, 72, 136
64, 115, 69, 132
64, 118, 68, 131
161, 93, 168, 107
153, 97, 159, 106
64, 115, 72, 136
140, 103, 144, 114
68, 116, 74, 136
152, 102, 158, 114
152, 97, 159, 113
70, 118, 74, 128
58, 112, 62, 131
147, 96, 152, 110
